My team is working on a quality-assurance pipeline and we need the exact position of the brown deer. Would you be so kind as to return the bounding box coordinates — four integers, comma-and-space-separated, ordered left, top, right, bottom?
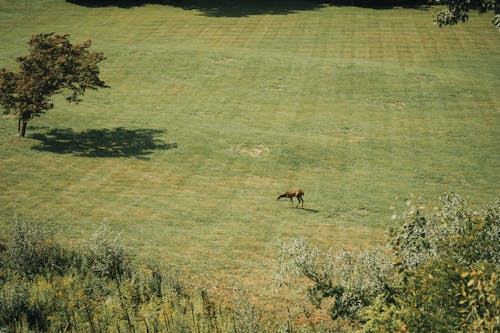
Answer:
277, 189, 304, 208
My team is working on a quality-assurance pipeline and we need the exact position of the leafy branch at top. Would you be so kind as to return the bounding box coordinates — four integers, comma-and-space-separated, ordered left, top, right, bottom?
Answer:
434, 0, 500, 28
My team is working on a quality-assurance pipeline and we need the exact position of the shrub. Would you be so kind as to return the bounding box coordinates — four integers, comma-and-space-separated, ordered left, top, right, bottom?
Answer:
389, 193, 500, 271
0, 219, 295, 332
80, 222, 130, 280
278, 194, 499, 332
365, 194, 499, 332
2, 218, 75, 277
0, 276, 30, 329
277, 239, 396, 321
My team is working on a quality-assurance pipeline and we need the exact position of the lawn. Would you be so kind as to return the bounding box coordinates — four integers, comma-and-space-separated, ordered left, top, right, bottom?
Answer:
0, 0, 499, 313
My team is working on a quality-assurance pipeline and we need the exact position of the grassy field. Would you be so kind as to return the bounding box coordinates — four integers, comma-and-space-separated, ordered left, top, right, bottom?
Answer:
1, 0, 499, 315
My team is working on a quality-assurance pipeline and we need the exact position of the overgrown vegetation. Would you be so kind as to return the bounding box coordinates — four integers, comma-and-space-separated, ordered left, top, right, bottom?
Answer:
4, 193, 495, 332
0, 220, 292, 332
278, 194, 499, 332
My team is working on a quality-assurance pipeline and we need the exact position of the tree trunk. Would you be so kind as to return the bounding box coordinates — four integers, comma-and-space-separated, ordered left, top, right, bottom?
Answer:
18, 120, 27, 137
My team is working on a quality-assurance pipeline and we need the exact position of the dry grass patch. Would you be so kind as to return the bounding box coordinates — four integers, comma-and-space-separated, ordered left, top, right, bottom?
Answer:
386, 101, 407, 110
215, 56, 236, 64
227, 144, 270, 157
319, 65, 336, 72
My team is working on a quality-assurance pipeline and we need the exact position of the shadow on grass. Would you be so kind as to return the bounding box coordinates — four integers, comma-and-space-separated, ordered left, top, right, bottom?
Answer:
66, 0, 428, 16
300, 208, 320, 213
30, 127, 177, 159
66, 0, 329, 17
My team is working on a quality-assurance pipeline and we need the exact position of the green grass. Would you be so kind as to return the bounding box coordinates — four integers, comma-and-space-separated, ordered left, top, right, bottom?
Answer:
1, 0, 499, 311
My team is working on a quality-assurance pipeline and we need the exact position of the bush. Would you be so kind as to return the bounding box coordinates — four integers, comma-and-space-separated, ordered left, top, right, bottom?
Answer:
277, 239, 396, 321
80, 222, 130, 279
0, 219, 291, 332
278, 194, 500, 332
389, 193, 500, 270
2, 218, 75, 277
369, 194, 500, 332
0, 276, 30, 329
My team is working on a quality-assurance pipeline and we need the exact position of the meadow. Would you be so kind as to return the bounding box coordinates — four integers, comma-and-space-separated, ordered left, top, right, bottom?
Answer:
1, 0, 499, 315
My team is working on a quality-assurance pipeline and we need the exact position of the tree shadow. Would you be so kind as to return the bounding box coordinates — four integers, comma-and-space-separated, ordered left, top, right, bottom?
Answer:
66, 0, 330, 17
30, 127, 177, 159
328, 0, 430, 10
66, 0, 428, 16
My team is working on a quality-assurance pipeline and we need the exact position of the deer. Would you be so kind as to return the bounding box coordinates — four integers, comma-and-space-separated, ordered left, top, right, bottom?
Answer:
277, 189, 304, 208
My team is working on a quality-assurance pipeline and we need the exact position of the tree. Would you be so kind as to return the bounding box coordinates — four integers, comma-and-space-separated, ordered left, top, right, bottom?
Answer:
0, 33, 108, 137
434, 0, 500, 29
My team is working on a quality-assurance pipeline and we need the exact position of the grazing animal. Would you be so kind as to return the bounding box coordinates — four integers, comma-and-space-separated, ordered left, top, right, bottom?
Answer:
277, 189, 304, 208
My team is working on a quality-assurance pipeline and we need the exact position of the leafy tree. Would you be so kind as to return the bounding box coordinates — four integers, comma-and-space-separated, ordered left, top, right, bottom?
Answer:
434, 0, 500, 29
0, 33, 108, 137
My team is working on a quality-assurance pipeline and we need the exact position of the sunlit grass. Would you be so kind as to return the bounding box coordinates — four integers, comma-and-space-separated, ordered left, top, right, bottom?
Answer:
0, 0, 499, 313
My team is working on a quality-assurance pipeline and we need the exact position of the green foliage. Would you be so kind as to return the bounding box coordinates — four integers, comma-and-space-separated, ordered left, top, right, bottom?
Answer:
493, 13, 500, 29
2, 218, 75, 277
0, 277, 30, 329
0, 33, 107, 137
434, 0, 473, 26
434, 0, 500, 28
0, 219, 303, 332
359, 295, 406, 333
80, 222, 130, 280
361, 259, 499, 332
366, 194, 500, 332
277, 239, 395, 321
278, 194, 500, 332
389, 193, 500, 271
457, 265, 499, 332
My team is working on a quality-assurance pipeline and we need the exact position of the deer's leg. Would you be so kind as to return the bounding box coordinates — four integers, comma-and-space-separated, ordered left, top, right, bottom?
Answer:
289, 197, 293, 207
297, 196, 304, 208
